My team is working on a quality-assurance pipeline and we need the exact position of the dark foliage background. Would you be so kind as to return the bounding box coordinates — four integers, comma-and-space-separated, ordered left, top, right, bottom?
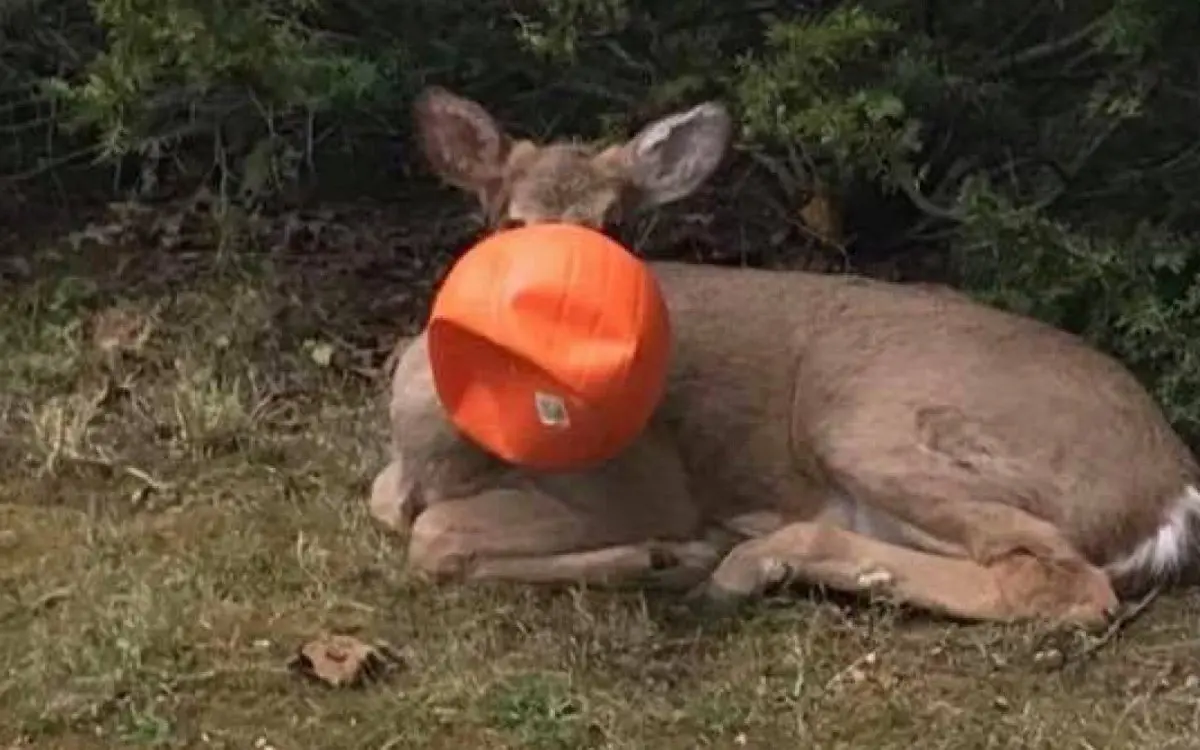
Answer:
4, 0, 1200, 440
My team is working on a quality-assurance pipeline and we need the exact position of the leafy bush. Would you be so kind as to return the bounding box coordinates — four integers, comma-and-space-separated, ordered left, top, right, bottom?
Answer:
0, 0, 100, 185
955, 181, 1200, 439
3, 0, 1200, 442
44, 0, 390, 202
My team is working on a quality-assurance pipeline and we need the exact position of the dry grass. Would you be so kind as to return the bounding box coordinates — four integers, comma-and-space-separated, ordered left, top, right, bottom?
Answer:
2, 210, 1199, 750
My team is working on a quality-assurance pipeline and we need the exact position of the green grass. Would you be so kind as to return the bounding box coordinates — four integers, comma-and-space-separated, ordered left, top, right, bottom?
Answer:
1, 220, 1199, 749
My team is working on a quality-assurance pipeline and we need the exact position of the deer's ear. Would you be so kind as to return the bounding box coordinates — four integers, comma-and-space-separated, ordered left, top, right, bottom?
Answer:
413, 87, 510, 192
620, 102, 733, 208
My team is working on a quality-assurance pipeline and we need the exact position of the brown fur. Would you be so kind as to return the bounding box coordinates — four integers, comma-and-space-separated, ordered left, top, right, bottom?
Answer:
370, 87, 1200, 625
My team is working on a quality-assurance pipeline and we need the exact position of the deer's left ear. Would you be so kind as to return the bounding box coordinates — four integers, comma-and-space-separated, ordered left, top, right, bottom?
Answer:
618, 102, 733, 208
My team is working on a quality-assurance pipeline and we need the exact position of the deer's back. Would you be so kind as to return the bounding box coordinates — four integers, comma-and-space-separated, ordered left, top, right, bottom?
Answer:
649, 261, 1197, 550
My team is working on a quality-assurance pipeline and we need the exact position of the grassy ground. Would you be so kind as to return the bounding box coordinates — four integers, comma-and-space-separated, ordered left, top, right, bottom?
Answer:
2, 204, 1199, 750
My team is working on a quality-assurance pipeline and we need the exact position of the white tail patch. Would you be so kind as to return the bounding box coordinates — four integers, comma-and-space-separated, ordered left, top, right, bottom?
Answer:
1106, 485, 1200, 583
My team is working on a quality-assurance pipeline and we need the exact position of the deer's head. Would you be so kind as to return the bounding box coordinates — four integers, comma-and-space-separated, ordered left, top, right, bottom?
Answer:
413, 87, 733, 233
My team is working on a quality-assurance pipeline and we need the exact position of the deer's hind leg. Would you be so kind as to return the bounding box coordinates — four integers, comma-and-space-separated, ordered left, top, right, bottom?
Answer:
712, 403, 1120, 624
406, 484, 723, 591
702, 519, 1117, 626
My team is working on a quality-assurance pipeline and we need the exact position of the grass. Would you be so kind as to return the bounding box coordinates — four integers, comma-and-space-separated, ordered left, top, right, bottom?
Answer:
2, 209, 1199, 749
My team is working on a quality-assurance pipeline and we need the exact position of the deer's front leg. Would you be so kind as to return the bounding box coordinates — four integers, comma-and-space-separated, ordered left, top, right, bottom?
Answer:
369, 459, 421, 535
467, 538, 722, 590
405, 486, 721, 591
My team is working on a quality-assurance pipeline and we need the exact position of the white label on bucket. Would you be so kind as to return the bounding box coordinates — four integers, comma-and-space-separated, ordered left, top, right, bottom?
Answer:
534, 391, 570, 429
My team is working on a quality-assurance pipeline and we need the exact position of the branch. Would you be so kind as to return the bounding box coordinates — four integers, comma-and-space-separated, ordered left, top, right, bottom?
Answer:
1032, 71, 1160, 211
891, 156, 976, 223
0, 142, 100, 182
980, 16, 1108, 77
0, 115, 55, 136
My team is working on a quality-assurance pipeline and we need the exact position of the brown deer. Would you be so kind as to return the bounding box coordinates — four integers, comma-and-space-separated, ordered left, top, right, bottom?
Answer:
369, 86, 1200, 625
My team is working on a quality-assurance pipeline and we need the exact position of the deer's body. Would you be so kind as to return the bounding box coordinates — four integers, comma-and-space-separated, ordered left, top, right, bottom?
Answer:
369, 88, 1200, 624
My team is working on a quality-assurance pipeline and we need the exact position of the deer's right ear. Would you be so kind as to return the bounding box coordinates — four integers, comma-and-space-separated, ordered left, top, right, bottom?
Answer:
413, 87, 510, 192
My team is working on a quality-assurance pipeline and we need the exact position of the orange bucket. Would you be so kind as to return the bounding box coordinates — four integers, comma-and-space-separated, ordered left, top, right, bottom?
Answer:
427, 223, 672, 470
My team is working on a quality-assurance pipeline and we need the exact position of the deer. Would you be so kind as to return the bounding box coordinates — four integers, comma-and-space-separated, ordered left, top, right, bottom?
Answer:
368, 85, 1200, 626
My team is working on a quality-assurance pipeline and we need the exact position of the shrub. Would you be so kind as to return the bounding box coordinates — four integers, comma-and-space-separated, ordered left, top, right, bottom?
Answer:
3, 0, 1199, 442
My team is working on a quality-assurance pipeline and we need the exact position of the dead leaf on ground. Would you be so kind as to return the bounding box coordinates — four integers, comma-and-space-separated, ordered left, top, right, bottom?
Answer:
304, 339, 337, 368
288, 633, 402, 688
89, 304, 158, 356
798, 186, 845, 248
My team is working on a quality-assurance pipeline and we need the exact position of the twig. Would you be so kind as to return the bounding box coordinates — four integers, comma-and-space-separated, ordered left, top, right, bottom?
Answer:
891, 157, 967, 223
0, 143, 101, 182
28, 586, 73, 613
980, 16, 1108, 77
1070, 584, 1163, 662
823, 650, 879, 691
